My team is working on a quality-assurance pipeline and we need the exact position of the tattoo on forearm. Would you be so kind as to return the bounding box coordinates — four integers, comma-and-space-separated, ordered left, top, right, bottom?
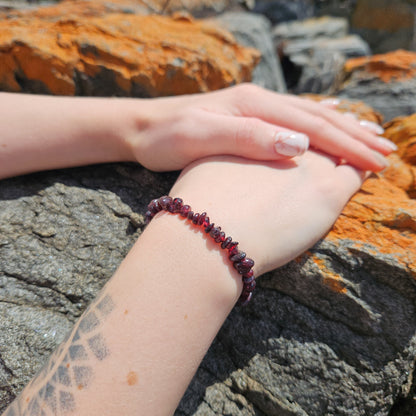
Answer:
2, 293, 115, 416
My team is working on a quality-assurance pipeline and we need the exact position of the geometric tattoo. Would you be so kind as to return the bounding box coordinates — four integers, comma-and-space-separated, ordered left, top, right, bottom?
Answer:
2, 293, 115, 416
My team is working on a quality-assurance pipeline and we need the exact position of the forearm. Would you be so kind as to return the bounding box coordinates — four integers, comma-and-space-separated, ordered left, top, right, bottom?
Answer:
0, 93, 139, 179
3, 213, 241, 416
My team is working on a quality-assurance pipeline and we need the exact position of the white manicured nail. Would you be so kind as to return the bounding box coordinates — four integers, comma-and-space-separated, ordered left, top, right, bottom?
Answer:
320, 98, 341, 107
274, 132, 309, 157
359, 120, 385, 135
378, 137, 398, 151
372, 151, 389, 168
343, 112, 358, 120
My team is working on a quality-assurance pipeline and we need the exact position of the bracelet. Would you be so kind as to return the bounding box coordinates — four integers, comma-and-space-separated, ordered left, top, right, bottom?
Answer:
145, 196, 255, 306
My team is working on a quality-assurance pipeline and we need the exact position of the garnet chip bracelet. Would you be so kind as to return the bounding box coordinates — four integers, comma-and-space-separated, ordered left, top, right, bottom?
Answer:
145, 196, 255, 306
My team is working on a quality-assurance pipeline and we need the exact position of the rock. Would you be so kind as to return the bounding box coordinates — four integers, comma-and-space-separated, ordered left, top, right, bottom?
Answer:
314, 0, 359, 19
1, 107, 416, 416
381, 114, 416, 198
0, 0, 249, 19
273, 17, 370, 94
252, 0, 314, 25
337, 50, 416, 121
305, 94, 384, 124
273, 16, 349, 43
351, 0, 415, 53
0, 11, 260, 96
176, 113, 416, 415
0, 163, 177, 411
211, 11, 286, 92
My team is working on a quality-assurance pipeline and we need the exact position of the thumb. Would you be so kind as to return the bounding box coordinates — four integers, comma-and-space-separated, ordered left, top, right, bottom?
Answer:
198, 114, 309, 161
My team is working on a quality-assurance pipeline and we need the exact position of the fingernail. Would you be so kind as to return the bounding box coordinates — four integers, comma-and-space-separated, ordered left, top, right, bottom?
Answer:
274, 132, 309, 157
372, 151, 389, 168
343, 112, 358, 120
320, 98, 341, 107
359, 120, 385, 135
378, 136, 398, 151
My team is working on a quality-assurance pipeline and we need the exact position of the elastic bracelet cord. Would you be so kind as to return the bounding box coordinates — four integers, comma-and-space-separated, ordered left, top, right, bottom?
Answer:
145, 196, 255, 306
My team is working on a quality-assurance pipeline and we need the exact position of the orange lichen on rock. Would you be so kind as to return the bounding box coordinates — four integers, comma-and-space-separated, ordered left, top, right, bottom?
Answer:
327, 173, 416, 276
305, 94, 383, 124
344, 50, 416, 83
312, 256, 348, 294
0, 11, 259, 96
0, 0, 235, 20
381, 115, 416, 197
383, 114, 416, 165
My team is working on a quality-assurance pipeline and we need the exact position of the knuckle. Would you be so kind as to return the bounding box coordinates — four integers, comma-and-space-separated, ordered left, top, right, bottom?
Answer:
233, 83, 264, 99
310, 116, 329, 133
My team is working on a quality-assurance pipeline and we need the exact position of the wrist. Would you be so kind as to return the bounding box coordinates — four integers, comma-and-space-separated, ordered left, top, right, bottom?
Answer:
133, 212, 243, 309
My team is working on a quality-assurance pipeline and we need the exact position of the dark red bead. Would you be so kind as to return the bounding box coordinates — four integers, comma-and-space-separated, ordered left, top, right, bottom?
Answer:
159, 196, 172, 209
148, 199, 162, 214
221, 236, 232, 249
243, 275, 255, 284
187, 211, 194, 220
244, 280, 256, 291
180, 205, 191, 217
228, 242, 238, 251
202, 216, 210, 227
173, 198, 183, 212
192, 213, 200, 224
235, 258, 254, 274
230, 251, 246, 262
228, 246, 238, 257
243, 270, 254, 279
215, 231, 226, 243
205, 223, 214, 233
198, 213, 207, 226
238, 291, 252, 306
210, 227, 221, 240
145, 211, 154, 224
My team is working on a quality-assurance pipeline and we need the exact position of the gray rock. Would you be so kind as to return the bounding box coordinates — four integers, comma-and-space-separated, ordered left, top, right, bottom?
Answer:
252, 0, 314, 25
212, 11, 286, 92
283, 35, 371, 59
177, 238, 416, 416
0, 163, 176, 411
273, 16, 349, 43
337, 76, 416, 122
0, 164, 415, 416
272, 17, 370, 94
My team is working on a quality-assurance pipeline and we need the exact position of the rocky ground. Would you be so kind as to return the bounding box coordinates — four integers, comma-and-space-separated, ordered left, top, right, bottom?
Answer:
0, 1, 416, 415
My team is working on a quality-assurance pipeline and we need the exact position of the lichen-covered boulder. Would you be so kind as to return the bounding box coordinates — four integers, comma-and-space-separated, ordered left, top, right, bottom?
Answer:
337, 50, 416, 121
0, 10, 259, 96
0, 107, 416, 416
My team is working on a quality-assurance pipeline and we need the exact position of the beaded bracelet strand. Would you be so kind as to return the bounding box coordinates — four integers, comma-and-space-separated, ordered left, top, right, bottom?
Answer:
145, 196, 255, 306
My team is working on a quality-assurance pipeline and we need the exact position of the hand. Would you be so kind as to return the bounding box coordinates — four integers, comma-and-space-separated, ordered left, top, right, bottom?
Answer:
169, 151, 365, 276
125, 84, 393, 172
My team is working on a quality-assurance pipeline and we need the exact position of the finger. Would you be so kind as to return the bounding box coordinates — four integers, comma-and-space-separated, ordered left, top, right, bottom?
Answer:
193, 113, 309, 161
306, 121, 389, 172
228, 87, 389, 171
229, 85, 392, 167
283, 95, 397, 155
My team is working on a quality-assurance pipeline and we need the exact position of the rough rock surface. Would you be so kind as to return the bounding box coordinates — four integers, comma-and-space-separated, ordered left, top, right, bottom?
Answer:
252, 0, 314, 25
211, 11, 286, 92
273, 16, 370, 94
0, 0, 248, 19
0, 10, 259, 96
1, 108, 416, 416
337, 50, 416, 121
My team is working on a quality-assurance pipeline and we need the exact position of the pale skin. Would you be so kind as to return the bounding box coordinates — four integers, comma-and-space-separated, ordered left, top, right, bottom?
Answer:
0, 84, 394, 415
